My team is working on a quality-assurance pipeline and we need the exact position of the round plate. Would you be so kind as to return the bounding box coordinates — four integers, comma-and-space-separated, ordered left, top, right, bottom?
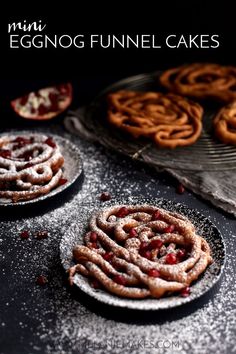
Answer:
60, 197, 225, 310
83, 71, 236, 171
0, 132, 83, 206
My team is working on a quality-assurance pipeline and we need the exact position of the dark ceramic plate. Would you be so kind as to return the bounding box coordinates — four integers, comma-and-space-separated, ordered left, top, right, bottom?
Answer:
60, 197, 225, 310
0, 132, 83, 206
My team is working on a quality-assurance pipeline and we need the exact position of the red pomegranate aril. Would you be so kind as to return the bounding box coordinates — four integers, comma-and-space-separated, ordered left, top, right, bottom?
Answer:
148, 269, 160, 278
36, 275, 48, 285
164, 225, 175, 233
20, 96, 28, 106
180, 286, 191, 297
21, 151, 33, 161
100, 192, 112, 201
90, 232, 98, 242
48, 92, 58, 108
103, 252, 113, 261
116, 207, 129, 218
91, 242, 98, 249
140, 241, 148, 250
152, 210, 160, 220
177, 249, 186, 259
0, 149, 11, 158
58, 178, 68, 186
176, 184, 185, 194
38, 104, 48, 115
35, 231, 48, 240
166, 253, 177, 265
24, 163, 33, 169
20, 230, 30, 239
59, 85, 68, 95
14, 137, 29, 144
113, 274, 126, 286
129, 228, 138, 237
45, 137, 56, 148
90, 279, 101, 289
140, 249, 152, 260
149, 239, 163, 249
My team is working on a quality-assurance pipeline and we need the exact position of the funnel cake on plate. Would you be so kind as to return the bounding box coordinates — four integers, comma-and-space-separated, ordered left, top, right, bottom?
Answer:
160, 63, 236, 103
107, 90, 203, 148
69, 205, 213, 299
0, 134, 65, 202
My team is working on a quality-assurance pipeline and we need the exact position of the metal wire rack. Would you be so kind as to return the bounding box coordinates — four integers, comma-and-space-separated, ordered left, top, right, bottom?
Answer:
84, 72, 236, 171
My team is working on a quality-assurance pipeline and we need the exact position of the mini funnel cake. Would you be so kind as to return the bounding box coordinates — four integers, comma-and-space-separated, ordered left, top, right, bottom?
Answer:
160, 63, 236, 103
0, 134, 65, 202
107, 90, 203, 148
213, 101, 236, 145
69, 205, 213, 299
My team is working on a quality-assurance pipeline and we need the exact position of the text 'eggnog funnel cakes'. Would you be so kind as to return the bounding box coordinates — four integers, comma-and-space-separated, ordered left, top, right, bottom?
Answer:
69, 205, 212, 299
107, 91, 203, 148
160, 63, 236, 103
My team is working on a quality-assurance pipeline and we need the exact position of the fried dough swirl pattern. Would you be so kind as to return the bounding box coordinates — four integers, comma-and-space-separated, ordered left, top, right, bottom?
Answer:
69, 205, 213, 299
0, 134, 64, 202
107, 91, 203, 148
160, 63, 236, 103
213, 101, 236, 145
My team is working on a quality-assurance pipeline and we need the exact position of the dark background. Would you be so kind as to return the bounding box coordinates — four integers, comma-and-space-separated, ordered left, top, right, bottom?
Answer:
0, 1, 235, 105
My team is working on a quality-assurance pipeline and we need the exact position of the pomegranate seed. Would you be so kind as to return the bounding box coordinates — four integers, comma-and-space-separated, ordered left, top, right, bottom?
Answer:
129, 228, 138, 237
113, 274, 126, 286
49, 92, 58, 103
165, 253, 177, 264
176, 184, 185, 194
20, 96, 28, 106
90, 232, 98, 242
116, 207, 129, 218
148, 269, 160, 277
103, 252, 113, 261
90, 242, 98, 249
19, 151, 33, 161
100, 192, 111, 201
0, 149, 11, 158
58, 178, 68, 186
35, 231, 48, 240
140, 249, 152, 260
164, 225, 175, 233
152, 210, 160, 220
180, 286, 191, 297
13, 137, 29, 144
140, 241, 148, 250
23, 163, 33, 169
177, 249, 186, 259
38, 104, 48, 115
45, 137, 56, 148
149, 239, 163, 249
90, 279, 101, 289
59, 85, 69, 95
36, 275, 48, 286
20, 230, 30, 239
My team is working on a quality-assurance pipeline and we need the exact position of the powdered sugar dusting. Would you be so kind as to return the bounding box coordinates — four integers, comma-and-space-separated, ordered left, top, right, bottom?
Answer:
0, 126, 235, 354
